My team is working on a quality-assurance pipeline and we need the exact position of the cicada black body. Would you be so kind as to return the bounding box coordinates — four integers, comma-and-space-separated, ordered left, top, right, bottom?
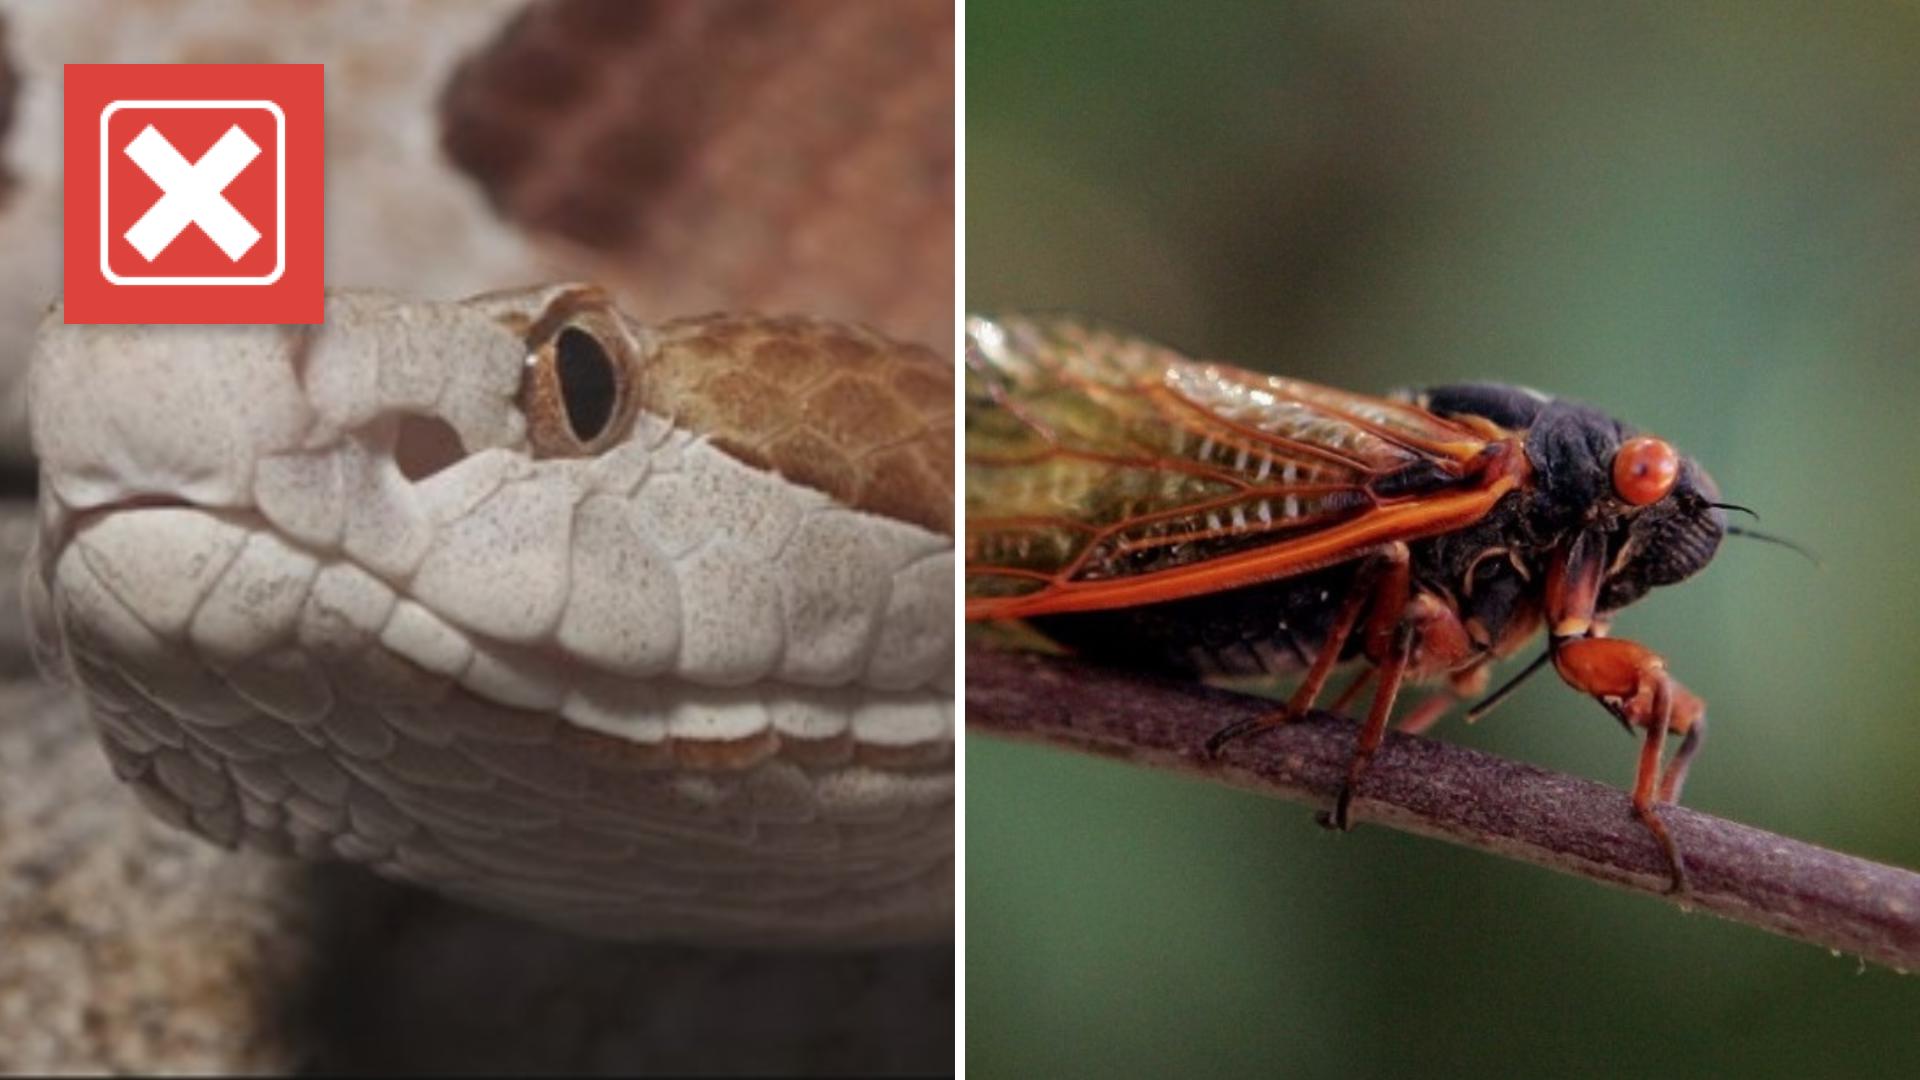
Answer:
965, 314, 1734, 891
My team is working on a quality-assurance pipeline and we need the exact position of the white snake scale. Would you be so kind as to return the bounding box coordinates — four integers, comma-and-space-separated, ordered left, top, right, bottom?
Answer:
10, 0, 954, 949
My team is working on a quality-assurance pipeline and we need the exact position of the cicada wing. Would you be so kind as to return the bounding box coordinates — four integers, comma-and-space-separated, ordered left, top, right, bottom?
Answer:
966, 313, 1510, 618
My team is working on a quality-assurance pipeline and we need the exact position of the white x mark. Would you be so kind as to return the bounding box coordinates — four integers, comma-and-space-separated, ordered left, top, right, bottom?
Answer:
122, 124, 262, 262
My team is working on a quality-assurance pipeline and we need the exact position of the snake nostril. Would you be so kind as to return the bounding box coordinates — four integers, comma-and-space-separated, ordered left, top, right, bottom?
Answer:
394, 413, 467, 482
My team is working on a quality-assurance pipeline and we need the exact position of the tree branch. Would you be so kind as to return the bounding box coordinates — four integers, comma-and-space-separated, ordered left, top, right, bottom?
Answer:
967, 643, 1920, 971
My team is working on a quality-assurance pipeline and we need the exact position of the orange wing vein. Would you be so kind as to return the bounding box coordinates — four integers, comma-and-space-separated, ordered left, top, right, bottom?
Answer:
965, 313, 1527, 620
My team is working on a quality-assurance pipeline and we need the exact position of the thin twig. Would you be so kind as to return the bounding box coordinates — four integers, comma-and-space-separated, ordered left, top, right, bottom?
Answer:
967, 643, 1920, 971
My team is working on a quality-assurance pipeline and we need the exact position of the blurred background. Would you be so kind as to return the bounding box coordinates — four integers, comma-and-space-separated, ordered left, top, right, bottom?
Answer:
967, 2, 1920, 1076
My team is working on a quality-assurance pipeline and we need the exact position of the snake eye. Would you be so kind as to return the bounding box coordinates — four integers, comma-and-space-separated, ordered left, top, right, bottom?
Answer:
554, 327, 617, 441
1611, 436, 1679, 506
522, 313, 636, 457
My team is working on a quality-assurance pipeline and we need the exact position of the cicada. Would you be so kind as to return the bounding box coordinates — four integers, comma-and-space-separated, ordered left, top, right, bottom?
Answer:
966, 313, 1764, 891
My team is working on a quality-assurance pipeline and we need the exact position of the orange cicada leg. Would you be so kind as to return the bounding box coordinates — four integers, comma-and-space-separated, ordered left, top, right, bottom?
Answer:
1208, 543, 1500, 836
1203, 544, 1408, 756
1325, 589, 1479, 829
1396, 693, 1453, 736
1322, 617, 1414, 830
1398, 663, 1491, 736
1658, 682, 1707, 805
1545, 521, 1707, 897
1551, 636, 1702, 892
1328, 664, 1375, 715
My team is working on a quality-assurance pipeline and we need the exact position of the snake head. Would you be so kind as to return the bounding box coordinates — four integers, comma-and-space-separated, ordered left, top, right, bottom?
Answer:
24, 285, 675, 669
24, 286, 952, 943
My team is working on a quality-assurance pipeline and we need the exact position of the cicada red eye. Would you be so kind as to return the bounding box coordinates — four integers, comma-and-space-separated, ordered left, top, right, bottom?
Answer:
1612, 436, 1679, 506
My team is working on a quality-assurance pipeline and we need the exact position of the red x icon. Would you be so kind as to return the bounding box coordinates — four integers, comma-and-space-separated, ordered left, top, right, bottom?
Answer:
64, 64, 323, 324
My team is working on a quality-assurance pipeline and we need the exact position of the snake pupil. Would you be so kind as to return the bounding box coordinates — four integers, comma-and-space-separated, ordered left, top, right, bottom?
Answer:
555, 326, 618, 442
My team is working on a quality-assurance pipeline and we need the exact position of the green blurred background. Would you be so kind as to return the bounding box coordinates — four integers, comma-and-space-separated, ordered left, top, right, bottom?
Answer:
966, 3, 1920, 1076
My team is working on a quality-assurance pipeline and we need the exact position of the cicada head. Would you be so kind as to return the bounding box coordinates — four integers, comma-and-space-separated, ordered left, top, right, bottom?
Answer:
1599, 454, 1726, 610
1520, 398, 1725, 612
1415, 384, 1726, 614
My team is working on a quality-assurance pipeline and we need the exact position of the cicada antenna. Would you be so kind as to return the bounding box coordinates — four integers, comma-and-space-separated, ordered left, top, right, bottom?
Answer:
1726, 525, 1821, 568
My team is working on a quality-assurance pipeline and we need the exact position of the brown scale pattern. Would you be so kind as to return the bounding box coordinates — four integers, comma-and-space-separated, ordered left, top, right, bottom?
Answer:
440, 0, 954, 355
640, 312, 953, 536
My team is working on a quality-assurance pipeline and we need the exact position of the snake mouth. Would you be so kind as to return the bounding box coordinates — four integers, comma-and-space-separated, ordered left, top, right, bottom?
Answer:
47, 492, 201, 557
73, 492, 198, 517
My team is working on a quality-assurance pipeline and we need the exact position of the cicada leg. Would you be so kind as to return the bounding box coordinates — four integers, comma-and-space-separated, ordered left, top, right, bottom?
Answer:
1323, 589, 1478, 829
1658, 701, 1707, 805
1203, 544, 1408, 756
1550, 635, 1706, 894
1545, 529, 1703, 894
1397, 664, 1491, 736
1321, 618, 1413, 830
1328, 648, 1484, 734
1395, 693, 1451, 736
1328, 664, 1375, 715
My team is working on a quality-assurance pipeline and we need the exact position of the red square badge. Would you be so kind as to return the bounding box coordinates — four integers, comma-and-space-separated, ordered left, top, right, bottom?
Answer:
64, 64, 323, 324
